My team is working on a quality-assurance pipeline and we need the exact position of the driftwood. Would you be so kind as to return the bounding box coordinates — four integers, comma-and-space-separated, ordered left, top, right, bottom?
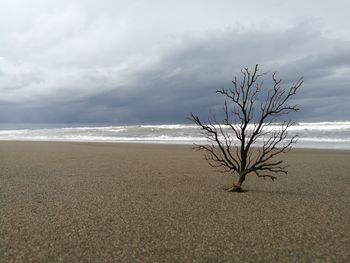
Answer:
190, 64, 303, 192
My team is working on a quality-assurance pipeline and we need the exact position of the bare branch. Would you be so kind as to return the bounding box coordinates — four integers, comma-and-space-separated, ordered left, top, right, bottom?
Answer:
189, 64, 303, 191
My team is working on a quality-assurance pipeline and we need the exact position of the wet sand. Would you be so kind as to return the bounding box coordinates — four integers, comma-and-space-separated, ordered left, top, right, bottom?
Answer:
0, 141, 349, 262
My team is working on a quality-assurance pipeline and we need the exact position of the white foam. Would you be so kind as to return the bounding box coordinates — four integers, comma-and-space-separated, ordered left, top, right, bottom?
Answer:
0, 121, 350, 149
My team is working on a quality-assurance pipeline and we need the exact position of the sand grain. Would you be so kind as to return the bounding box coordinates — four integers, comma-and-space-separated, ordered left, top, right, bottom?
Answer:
0, 142, 349, 262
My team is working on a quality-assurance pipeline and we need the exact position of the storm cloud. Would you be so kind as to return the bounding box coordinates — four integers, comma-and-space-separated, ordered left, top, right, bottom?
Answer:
0, 0, 349, 124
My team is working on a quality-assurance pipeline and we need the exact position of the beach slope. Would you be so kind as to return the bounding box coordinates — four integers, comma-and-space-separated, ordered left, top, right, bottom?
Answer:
0, 142, 349, 262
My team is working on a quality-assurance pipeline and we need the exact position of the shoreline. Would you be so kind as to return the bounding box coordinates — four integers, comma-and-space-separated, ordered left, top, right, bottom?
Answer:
1, 141, 349, 261
1, 120, 350, 150
1, 139, 350, 151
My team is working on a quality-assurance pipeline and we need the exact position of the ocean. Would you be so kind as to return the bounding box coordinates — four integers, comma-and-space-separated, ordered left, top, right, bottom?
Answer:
0, 121, 350, 150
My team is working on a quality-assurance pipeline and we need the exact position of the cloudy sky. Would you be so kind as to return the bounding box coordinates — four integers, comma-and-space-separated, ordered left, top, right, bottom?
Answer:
0, 0, 349, 124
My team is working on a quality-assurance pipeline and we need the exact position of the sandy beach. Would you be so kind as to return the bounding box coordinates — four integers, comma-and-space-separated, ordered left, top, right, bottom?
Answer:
0, 141, 349, 262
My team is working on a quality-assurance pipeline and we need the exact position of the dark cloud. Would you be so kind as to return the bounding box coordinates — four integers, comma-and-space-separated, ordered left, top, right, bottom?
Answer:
0, 5, 349, 124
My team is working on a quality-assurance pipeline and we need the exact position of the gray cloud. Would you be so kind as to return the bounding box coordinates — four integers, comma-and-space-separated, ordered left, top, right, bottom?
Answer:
0, 1, 349, 124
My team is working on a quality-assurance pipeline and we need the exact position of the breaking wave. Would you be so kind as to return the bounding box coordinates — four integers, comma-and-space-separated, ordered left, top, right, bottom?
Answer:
0, 121, 350, 149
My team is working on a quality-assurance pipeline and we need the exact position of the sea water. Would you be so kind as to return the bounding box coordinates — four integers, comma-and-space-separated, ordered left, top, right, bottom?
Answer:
0, 121, 350, 150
